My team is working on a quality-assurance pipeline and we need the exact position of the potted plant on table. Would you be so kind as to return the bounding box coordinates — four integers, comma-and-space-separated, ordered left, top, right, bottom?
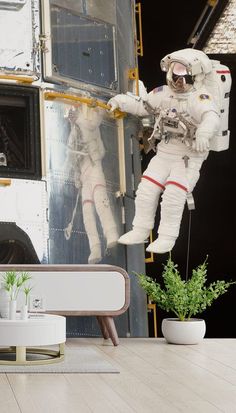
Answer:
136, 256, 236, 344
1, 271, 32, 320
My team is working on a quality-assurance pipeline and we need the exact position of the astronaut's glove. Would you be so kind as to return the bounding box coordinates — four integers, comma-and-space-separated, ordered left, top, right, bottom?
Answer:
192, 130, 211, 152
107, 96, 122, 112
68, 108, 78, 124
107, 94, 132, 112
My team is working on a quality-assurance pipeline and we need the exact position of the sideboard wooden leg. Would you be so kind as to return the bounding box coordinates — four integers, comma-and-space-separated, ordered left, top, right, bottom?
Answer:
103, 316, 119, 346
96, 316, 109, 339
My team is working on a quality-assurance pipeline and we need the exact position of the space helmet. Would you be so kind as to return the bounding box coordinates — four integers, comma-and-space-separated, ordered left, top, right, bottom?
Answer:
160, 48, 212, 93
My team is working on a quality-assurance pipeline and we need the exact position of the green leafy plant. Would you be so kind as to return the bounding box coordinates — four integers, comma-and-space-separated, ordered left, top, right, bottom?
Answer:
2, 271, 32, 301
136, 256, 236, 321
23, 285, 33, 306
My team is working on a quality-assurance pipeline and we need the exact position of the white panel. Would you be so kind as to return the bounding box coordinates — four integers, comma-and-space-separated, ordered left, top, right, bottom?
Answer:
0, 0, 36, 71
17, 271, 126, 312
0, 179, 49, 262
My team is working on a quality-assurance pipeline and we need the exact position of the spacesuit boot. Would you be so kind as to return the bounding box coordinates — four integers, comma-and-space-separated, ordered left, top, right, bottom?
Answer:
118, 177, 162, 245
146, 235, 176, 254
93, 186, 119, 249
118, 228, 150, 245
88, 244, 102, 264
82, 202, 102, 264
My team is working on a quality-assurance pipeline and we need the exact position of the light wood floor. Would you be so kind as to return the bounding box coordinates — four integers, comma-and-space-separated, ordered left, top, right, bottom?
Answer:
1, 338, 236, 413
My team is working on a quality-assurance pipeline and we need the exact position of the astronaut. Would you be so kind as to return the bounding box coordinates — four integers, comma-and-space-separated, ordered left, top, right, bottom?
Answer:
108, 48, 221, 254
64, 104, 119, 264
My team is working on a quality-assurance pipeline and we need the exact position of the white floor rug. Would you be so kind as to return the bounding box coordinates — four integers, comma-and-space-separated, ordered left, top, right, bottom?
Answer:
0, 346, 119, 373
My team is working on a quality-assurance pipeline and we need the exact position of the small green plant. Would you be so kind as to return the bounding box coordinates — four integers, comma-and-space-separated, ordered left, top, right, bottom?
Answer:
2, 271, 32, 301
23, 285, 33, 306
136, 256, 236, 321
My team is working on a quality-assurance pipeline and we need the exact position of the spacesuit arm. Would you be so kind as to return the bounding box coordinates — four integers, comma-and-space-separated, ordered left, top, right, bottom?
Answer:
108, 93, 150, 117
194, 111, 220, 152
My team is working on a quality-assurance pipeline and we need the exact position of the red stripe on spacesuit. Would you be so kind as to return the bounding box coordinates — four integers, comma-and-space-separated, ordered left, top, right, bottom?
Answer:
92, 184, 106, 198
82, 200, 94, 206
216, 70, 230, 74
165, 181, 188, 192
94, 184, 106, 190
142, 175, 165, 190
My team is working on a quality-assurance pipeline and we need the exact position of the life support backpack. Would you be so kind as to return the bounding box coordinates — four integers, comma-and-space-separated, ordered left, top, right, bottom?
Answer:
204, 60, 231, 152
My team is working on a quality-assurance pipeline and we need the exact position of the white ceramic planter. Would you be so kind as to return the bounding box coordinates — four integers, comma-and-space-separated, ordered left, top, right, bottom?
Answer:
161, 318, 206, 345
9, 300, 17, 320
20, 304, 28, 320
0, 284, 9, 318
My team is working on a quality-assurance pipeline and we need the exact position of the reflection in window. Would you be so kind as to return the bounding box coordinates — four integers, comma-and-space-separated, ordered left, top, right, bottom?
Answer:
86, 0, 116, 24
63, 106, 119, 264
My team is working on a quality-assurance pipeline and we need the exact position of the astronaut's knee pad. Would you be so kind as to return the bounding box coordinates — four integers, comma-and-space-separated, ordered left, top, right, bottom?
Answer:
136, 176, 163, 200
163, 181, 188, 205
93, 184, 109, 204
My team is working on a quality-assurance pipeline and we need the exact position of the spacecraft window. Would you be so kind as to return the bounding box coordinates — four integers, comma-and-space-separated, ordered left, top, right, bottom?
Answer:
45, 2, 117, 90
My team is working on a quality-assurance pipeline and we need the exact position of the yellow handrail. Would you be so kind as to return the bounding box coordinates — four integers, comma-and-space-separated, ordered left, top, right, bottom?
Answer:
145, 231, 154, 263
208, 0, 217, 6
135, 3, 144, 57
0, 179, 11, 186
0, 74, 36, 84
43, 91, 126, 119
147, 302, 158, 337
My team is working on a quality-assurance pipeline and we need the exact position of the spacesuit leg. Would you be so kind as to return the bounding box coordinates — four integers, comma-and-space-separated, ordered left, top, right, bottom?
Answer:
93, 183, 119, 249
146, 181, 187, 253
81, 181, 102, 264
82, 200, 102, 264
118, 155, 169, 244
147, 157, 204, 253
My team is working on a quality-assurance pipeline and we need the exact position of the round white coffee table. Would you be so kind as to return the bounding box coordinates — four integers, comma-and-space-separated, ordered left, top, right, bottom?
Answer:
0, 314, 66, 365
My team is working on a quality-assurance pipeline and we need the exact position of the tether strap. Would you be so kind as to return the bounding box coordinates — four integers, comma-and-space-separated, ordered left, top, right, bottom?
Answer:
185, 210, 192, 281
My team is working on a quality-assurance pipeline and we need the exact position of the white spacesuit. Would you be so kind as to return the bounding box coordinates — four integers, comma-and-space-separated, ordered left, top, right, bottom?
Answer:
108, 48, 221, 254
64, 105, 119, 264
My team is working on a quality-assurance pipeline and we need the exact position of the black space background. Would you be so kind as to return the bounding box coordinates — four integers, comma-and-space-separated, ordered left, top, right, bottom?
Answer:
137, 1, 236, 337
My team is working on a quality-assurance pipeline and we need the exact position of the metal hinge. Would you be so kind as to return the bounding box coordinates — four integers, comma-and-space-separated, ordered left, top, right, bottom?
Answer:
38, 34, 49, 53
